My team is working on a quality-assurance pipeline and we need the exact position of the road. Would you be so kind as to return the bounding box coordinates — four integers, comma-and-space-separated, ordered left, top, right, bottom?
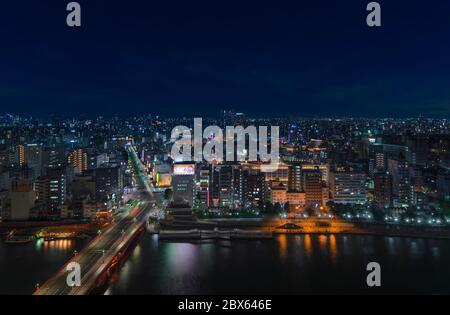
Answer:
35, 144, 156, 295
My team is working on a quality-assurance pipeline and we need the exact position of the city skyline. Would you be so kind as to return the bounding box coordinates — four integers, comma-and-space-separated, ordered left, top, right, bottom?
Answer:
2, 0, 450, 299
2, 112, 450, 295
2, 112, 450, 120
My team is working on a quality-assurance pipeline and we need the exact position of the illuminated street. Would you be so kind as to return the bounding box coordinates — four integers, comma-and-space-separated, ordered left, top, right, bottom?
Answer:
34, 145, 155, 295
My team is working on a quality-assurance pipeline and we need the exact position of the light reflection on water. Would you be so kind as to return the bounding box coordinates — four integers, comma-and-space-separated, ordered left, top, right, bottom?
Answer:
2, 233, 450, 295
163, 243, 198, 275
304, 234, 312, 258
41, 239, 76, 251
319, 234, 327, 254
329, 234, 337, 262
106, 233, 450, 295
431, 247, 440, 259
0, 238, 89, 295
278, 234, 288, 260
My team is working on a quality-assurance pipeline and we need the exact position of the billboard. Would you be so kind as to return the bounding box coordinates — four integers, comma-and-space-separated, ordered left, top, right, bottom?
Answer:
173, 163, 195, 176
156, 173, 172, 187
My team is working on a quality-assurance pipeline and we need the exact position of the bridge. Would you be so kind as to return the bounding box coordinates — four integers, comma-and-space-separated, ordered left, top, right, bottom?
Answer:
34, 145, 157, 295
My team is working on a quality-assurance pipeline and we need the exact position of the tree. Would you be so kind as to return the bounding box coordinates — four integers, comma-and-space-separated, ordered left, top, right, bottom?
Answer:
260, 201, 274, 215
164, 188, 173, 201
266, 201, 274, 212
257, 200, 265, 211
192, 197, 201, 210
438, 200, 450, 217
274, 202, 282, 214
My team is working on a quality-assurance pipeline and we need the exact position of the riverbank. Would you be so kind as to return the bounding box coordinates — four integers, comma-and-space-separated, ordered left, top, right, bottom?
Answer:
159, 229, 273, 240
0, 221, 107, 248
156, 217, 450, 240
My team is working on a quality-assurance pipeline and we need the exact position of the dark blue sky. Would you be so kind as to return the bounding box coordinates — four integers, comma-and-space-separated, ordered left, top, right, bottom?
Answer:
1, 0, 450, 118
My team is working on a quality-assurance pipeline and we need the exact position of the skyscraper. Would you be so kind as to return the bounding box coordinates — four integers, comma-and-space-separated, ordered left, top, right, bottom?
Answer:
42, 145, 65, 172
195, 165, 210, 209
388, 158, 411, 205
330, 171, 366, 204
373, 172, 392, 209
68, 149, 88, 174
18, 144, 25, 167
244, 171, 266, 206
25, 144, 43, 179
95, 166, 123, 202
302, 169, 323, 206
35, 167, 67, 219
406, 136, 428, 167
172, 163, 195, 207
288, 163, 302, 192
209, 164, 244, 208
368, 144, 385, 175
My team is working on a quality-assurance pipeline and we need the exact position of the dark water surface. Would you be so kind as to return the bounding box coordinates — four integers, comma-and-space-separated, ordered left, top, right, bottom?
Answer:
0, 238, 89, 295
1, 234, 449, 295
106, 233, 450, 295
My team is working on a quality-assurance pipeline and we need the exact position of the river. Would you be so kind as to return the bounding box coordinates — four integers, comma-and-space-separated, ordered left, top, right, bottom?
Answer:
0, 238, 90, 295
106, 233, 450, 294
1, 233, 449, 294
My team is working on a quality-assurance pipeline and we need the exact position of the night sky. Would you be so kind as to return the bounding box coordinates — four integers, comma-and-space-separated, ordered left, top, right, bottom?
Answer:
1, 0, 450, 118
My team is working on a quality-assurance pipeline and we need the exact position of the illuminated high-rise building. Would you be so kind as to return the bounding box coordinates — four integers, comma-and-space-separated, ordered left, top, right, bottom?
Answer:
263, 162, 289, 185
330, 171, 366, 204
368, 144, 385, 175
172, 163, 195, 207
244, 172, 266, 206
42, 145, 65, 172
288, 163, 302, 192
388, 158, 411, 205
406, 136, 428, 167
373, 172, 392, 209
95, 166, 123, 202
18, 144, 25, 167
209, 164, 243, 208
195, 165, 210, 209
35, 167, 67, 218
302, 169, 323, 206
68, 149, 88, 174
